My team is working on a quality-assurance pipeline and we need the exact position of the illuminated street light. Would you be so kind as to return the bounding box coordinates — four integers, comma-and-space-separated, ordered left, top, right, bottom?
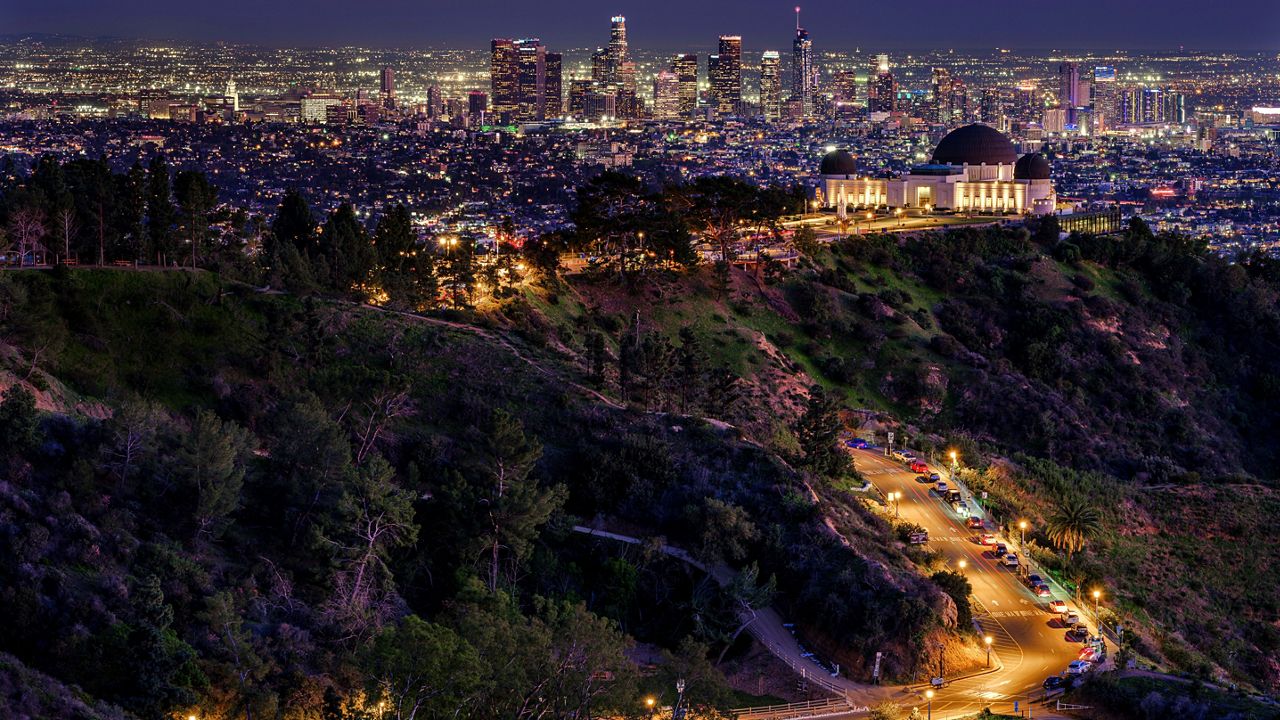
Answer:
1093, 589, 1102, 630
1018, 520, 1028, 548
984, 635, 993, 667
925, 689, 935, 720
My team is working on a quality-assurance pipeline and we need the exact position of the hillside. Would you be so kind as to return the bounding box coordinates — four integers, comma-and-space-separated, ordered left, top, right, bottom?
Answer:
0, 267, 968, 719
504, 219, 1280, 694
1, 215, 1279, 718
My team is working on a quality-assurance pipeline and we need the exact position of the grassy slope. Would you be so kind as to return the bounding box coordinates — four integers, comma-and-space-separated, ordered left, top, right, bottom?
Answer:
529, 247, 1279, 694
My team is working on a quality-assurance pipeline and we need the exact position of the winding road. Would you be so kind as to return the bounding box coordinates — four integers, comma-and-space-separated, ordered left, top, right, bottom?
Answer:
852, 449, 1086, 719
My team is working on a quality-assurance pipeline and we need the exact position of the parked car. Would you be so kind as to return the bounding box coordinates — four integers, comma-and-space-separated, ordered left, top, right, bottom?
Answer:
980, 533, 998, 546
1063, 610, 1082, 626
1035, 583, 1052, 597
946, 489, 962, 503
1027, 573, 1045, 587
910, 460, 929, 474
1066, 660, 1092, 675
1002, 553, 1020, 568
1043, 675, 1067, 691
1068, 623, 1090, 642
952, 500, 970, 517
929, 472, 941, 482
993, 542, 1008, 557
935, 480, 949, 493
1078, 647, 1100, 662
847, 438, 870, 449
1048, 600, 1068, 614
966, 517, 986, 530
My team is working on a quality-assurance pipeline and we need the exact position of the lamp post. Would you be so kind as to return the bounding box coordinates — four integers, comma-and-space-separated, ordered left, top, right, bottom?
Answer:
864, 211, 875, 234
895, 207, 904, 227
984, 635, 993, 668
925, 689, 934, 720
1092, 589, 1101, 631
1018, 520, 1028, 549
958, 559, 967, 572
949, 450, 959, 483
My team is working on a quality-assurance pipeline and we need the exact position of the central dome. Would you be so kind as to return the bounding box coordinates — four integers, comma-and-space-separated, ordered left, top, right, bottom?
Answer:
819, 149, 857, 176
931, 124, 1018, 166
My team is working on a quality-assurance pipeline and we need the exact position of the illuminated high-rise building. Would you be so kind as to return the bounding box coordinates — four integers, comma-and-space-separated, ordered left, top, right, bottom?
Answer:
1058, 62, 1080, 108
545, 52, 563, 118
468, 91, 488, 119
225, 76, 239, 112
515, 39, 547, 120
710, 35, 742, 116
672, 53, 698, 117
931, 67, 952, 124
426, 85, 443, 118
1092, 66, 1118, 131
760, 51, 782, 122
380, 66, 396, 109
608, 15, 629, 82
490, 39, 519, 117
868, 54, 896, 113
791, 8, 815, 117
653, 70, 681, 120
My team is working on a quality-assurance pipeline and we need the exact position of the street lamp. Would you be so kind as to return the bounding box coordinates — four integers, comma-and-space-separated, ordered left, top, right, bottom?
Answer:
949, 450, 959, 482
925, 689, 934, 720
1018, 520, 1028, 548
958, 559, 967, 572
984, 635, 993, 668
1093, 589, 1102, 630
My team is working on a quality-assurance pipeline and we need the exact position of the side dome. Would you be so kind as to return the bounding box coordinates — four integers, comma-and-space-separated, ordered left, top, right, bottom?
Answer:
931, 124, 1018, 166
1015, 152, 1051, 180
819, 149, 857, 176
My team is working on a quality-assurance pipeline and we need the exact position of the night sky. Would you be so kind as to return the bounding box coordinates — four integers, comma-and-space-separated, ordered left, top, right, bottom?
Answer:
6, 0, 1280, 50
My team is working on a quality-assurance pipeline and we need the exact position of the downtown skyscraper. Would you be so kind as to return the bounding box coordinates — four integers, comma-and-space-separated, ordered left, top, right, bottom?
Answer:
709, 35, 742, 116
760, 51, 781, 123
672, 53, 698, 118
868, 53, 897, 113
491, 38, 561, 121
791, 8, 815, 118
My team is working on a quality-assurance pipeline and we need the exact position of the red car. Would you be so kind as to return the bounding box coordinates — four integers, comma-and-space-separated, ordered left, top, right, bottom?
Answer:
910, 460, 930, 474
966, 517, 985, 530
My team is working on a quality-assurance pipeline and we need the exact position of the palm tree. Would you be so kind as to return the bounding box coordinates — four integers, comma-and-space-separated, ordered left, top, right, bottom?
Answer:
1046, 495, 1103, 562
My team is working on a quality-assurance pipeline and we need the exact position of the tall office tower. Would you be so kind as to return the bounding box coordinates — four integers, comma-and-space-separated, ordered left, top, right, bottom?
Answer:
979, 88, 1005, 128
760, 51, 782, 122
514, 39, 547, 120
225, 76, 239, 112
792, 8, 815, 117
653, 70, 681, 119
672, 54, 698, 117
424, 85, 442, 118
832, 69, 859, 115
568, 80, 591, 116
951, 79, 971, 122
380, 66, 396, 109
868, 54, 897, 113
608, 16, 629, 80
591, 48, 609, 83
1092, 66, 1118, 131
490, 39, 519, 116
468, 91, 488, 119
931, 67, 953, 124
710, 35, 742, 116
1058, 62, 1080, 108
545, 52, 563, 118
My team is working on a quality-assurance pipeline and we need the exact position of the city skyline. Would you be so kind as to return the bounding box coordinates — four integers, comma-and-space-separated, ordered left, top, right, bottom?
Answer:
7, 0, 1280, 50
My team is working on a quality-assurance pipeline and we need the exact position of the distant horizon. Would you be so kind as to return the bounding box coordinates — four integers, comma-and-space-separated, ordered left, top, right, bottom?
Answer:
2, 32, 1277, 57
5, 0, 1280, 52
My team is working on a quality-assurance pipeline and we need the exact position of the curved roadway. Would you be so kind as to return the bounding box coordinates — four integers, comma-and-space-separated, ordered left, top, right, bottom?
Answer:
853, 449, 1086, 718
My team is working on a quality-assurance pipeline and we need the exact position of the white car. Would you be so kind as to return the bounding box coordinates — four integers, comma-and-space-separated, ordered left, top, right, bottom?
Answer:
1063, 610, 1081, 626
1048, 600, 1068, 614
1066, 660, 1092, 675
1002, 553, 1020, 568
